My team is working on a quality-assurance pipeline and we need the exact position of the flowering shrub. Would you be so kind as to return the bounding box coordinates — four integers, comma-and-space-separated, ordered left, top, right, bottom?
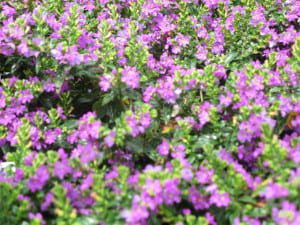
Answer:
0, 0, 300, 225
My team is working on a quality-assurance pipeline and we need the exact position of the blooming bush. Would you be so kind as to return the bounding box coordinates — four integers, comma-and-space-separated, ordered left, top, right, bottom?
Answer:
0, 0, 300, 224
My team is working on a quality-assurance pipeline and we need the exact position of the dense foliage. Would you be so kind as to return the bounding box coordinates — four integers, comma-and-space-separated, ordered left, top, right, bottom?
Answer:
0, 0, 300, 224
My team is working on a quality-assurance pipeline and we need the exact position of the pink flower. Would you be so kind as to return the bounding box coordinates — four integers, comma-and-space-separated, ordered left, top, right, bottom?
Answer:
121, 66, 140, 89
157, 139, 170, 156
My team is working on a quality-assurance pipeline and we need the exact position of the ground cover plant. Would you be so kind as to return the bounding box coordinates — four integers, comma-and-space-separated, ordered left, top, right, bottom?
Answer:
0, 0, 300, 224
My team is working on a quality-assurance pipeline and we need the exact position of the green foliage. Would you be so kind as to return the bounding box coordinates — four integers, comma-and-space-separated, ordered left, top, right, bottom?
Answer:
0, 183, 29, 225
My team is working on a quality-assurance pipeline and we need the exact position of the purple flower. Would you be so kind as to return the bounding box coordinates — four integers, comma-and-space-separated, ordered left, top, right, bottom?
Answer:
260, 183, 289, 199
286, 1, 300, 22
238, 113, 276, 143
141, 179, 163, 210
75, 113, 101, 141
24, 153, 36, 166
203, 0, 225, 9
225, 15, 235, 32
99, 0, 110, 4
291, 115, 300, 128
157, 139, 170, 156
163, 179, 181, 205
99, 75, 112, 92
182, 208, 191, 215
171, 144, 186, 159
251, 6, 266, 26
156, 76, 178, 104
140, 113, 151, 128
157, 15, 176, 34
181, 168, 193, 181
28, 213, 44, 224
279, 96, 294, 117
213, 65, 227, 79
210, 191, 230, 207
54, 160, 72, 179
43, 82, 56, 93
242, 216, 262, 225
105, 167, 119, 180
122, 196, 149, 224
27, 165, 49, 192
13, 169, 24, 183
72, 143, 98, 164
198, 101, 213, 128
44, 128, 61, 144
64, 46, 84, 66
80, 173, 93, 191
125, 113, 151, 138
175, 34, 191, 47
272, 201, 300, 225
219, 149, 257, 189
2, 4, 17, 17
104, 131, 116, 147
219, 91, 234, 107
18, 90, 33, 104
196, 45, 208, 61
205, 213, 217, 225
290, 167, 300, 186
41, 192, 54, 211
197, 26, 209, 39
0, 92, 5, 109
78, 32, 94, 48
17, 41, 35, 57
196, 166, 214, 184
126, 116, 140, 137
30, 126, 43, 150
188, 186, 210, 210
121, 66, 140, 89
57, 80, 68, 93
212, 42, 224, 54
276, 50, 290, 67
127, 173, 139, 186
143, 86, 156, 102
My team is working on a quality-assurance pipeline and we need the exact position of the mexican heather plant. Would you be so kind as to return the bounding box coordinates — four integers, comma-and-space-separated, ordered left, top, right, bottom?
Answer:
0, 0, 300, 225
